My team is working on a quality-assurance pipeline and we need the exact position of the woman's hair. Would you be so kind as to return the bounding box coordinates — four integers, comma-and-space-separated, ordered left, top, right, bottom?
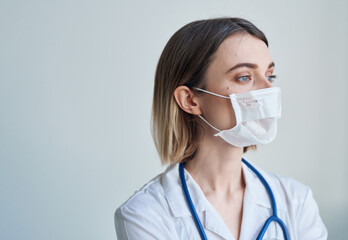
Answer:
151, 17, 268, 165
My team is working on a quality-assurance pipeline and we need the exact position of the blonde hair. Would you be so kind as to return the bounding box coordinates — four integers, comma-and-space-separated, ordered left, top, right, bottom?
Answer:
151, 18, 264, 164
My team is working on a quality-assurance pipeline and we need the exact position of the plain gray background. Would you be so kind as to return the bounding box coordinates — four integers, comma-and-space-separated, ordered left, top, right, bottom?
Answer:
0, 0, 347, 239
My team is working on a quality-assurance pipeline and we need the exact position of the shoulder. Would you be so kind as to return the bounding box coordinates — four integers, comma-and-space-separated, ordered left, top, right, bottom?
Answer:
250, 163, 328, 239
259, 165, 315, 213
267, 170, 310, 205
114, 165, 180, 239
116, 172, 168, 218
115, 163, 182, 220
243, 160, 310, 209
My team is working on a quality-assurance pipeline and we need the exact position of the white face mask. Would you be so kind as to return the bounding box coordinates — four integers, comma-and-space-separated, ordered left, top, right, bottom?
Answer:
195, 87, 282, 147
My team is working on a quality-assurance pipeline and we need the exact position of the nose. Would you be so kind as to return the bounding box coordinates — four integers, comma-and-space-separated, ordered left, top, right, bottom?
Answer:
255, 75, 273, 89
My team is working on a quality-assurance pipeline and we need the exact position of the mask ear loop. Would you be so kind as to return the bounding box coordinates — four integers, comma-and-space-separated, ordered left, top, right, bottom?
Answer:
197, 115, 221, 132
193, 87, 230, 133
194, 88, 230, 99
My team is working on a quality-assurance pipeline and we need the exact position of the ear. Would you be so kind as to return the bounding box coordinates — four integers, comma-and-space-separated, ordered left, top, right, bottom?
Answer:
173, 86, 202, 115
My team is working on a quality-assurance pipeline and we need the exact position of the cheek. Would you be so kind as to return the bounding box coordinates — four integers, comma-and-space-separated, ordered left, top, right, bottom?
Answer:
225, 83, 253, 94
202, 98, 237, 130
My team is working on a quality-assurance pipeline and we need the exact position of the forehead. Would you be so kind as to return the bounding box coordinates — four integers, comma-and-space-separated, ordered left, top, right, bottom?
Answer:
211, 32, 272, 67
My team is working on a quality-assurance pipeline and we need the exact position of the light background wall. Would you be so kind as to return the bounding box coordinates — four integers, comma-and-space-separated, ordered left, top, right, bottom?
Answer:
0, 0, 347, 239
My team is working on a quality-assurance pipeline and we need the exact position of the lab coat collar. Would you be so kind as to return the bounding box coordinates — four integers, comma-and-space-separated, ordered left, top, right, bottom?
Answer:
161, 159, 285, 237
241, 160, 286, 211
162, 163, 235, 239
161, 163, 206, 217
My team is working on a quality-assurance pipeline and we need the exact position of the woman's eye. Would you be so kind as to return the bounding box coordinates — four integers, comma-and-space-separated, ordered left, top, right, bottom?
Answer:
267, 74, 277, 82
237, 75, 251, 82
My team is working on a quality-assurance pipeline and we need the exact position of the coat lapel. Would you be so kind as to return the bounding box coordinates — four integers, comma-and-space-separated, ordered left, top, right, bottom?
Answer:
162, 161, 287, 240
239, 160, 287, 240
162, 163, 235, 239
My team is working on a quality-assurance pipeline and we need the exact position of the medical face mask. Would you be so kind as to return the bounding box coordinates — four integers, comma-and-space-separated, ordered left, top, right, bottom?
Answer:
195, 87, 282, 147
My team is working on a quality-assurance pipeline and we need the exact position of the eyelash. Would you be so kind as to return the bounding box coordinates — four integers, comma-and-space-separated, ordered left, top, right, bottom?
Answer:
237, 75, 278, 83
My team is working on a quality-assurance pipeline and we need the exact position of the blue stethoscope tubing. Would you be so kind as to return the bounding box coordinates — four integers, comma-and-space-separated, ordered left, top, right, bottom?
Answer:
179, 158, 290, 240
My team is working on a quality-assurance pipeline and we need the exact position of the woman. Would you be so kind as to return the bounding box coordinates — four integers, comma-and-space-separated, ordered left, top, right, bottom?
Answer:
115, 17, 328, 240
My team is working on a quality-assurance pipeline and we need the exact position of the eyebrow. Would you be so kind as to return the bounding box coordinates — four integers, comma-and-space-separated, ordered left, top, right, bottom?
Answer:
226, 62, 275, 73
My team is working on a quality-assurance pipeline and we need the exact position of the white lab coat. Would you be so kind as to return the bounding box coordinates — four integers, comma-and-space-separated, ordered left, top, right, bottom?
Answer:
115, 160, 327, 240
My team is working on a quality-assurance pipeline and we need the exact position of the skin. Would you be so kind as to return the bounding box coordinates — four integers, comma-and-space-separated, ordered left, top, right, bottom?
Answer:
173, 32, 275, 239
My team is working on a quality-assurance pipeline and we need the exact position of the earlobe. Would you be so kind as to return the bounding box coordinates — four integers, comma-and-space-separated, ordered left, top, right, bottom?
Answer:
173, 86, 202, 115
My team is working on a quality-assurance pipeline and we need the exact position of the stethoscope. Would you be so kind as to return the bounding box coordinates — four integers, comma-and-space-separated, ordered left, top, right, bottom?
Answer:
179, 158, 290, 240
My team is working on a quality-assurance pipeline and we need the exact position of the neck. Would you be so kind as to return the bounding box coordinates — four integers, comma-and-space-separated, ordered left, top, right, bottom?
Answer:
185, 137, 245, 196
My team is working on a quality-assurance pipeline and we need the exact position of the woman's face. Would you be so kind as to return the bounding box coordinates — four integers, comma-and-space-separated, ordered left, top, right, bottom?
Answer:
198, 32, 276, 131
